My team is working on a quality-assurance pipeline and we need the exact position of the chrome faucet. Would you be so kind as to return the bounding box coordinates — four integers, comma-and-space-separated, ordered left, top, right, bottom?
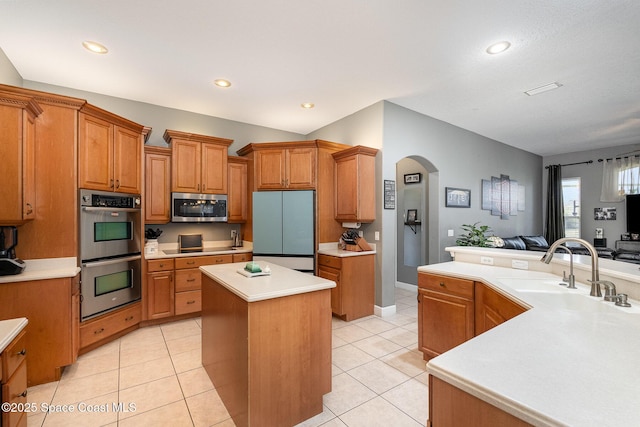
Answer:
541, 237, 601, 297
553, 245, 576, 289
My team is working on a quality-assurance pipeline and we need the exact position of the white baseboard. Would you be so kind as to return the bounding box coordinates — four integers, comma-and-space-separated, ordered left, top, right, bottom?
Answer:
396, 281, 418, 292
375, 304, 397, 317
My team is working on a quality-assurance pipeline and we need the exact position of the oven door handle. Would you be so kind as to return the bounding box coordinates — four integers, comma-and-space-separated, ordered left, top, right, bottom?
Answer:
82, 255, 142, 268
82, 206, 140, 213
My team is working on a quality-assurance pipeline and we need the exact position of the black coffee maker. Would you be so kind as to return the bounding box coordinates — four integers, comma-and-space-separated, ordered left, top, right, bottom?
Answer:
0, 226, 26, 276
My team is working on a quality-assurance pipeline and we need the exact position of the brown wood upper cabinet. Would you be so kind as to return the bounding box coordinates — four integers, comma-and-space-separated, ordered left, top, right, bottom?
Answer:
164, 129, 233, 194
0, 89, 42, 225
237, 142, 317, 190
144, 145, 172, 224
227, 156, 248, 222
79, 105, 144, 194
332, 145, 378, 223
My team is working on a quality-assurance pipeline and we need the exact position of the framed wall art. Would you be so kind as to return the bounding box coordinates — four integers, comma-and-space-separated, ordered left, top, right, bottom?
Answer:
445, 187, 471, 208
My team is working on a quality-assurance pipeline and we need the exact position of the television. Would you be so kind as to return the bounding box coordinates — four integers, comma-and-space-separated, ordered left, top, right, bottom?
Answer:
626, 194, 640, 234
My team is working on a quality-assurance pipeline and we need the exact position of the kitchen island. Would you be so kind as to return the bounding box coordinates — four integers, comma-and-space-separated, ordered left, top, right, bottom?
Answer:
420, 250, 640, 427
200, 261, 335, 427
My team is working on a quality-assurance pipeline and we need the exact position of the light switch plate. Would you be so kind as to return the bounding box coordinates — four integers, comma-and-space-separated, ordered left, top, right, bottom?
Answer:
480, 256, 494, 265
448, 229, 454, 237
375, 231, 380, 241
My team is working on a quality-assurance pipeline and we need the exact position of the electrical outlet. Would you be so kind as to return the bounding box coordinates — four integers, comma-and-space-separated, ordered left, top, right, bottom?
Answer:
448, 229, 454, 237
512, 259, 529, 270
358, 230, 363, 237
480, 256, 494, 265
374, 231, 380, 241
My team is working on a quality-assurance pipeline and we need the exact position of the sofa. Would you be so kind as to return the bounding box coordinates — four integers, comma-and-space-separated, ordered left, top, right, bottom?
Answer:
493, 235, 616, 259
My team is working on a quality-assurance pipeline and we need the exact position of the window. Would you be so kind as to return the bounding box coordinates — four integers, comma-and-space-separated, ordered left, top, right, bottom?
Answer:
618, 163, 640, 195
562, 177, 580, 238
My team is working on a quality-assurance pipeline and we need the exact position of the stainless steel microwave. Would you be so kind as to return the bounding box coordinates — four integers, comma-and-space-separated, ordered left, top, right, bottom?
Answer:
171, 192, 228, 222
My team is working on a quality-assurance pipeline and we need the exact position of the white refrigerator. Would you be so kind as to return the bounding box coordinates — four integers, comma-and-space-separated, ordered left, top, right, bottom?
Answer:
252, 191, 315, 272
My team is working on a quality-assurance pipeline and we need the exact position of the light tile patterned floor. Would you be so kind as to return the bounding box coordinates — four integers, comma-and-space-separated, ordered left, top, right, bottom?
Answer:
26, 287, 426, 426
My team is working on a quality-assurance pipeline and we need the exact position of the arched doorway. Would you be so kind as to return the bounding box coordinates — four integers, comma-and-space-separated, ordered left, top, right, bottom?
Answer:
396, 156, 439, 287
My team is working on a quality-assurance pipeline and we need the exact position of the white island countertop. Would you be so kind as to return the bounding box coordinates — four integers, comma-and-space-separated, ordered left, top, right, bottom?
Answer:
419, 261, 640, 427
200, 261, 336, 302
0, 317, 28, 353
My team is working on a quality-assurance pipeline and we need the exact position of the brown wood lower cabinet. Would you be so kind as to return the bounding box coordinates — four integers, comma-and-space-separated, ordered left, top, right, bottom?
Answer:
418, 273, 474, 360
1, 330, 28, 427
428, 376, 533, 427
475, 282, 528, 335
145, 253, 252, 320
317, 254, 374, 321
79, 303, 141, 352
0, 276, 78, 386
418, 272, 528, 361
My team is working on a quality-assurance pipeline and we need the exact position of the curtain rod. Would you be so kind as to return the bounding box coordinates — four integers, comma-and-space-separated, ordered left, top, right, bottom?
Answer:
544, 160, 593, 169
598, 154, 640, 162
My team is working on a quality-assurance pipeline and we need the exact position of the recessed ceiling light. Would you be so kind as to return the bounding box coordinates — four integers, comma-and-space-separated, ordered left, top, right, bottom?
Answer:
214, 79, 231, 88
525, 82, 563, 96
82, 41, 108, 54
486, 41, 511, 55
301, 103, 315, 109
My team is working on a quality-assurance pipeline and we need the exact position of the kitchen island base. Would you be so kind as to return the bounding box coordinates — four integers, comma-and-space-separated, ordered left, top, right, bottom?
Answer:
202, 273, 332, 427
429, 376, 533, 427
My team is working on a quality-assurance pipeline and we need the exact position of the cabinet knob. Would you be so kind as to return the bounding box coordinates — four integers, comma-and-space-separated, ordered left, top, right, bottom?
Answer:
187, 261, 195, 265
187, 300, 196, 304
17, 348, 26, 356
187, 278, 196, 282
94, 328, 105, 334
115, 179, 120, 189
18, 390, 28, 398
25, 203, 33, 214
110, 179, 114, 189
125, 315, 134, 321
439, 282, 446, 287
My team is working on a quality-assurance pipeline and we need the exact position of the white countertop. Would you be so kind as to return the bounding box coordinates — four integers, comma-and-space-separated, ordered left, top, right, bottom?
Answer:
0, 257, 80, 284
0, 317, 28, 353
420, 261, 640, 427
317, 242, 376, 257
145, 241, 253, 260
200, 261, 336, 302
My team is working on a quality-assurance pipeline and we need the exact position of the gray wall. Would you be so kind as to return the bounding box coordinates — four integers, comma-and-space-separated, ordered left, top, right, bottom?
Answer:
0, 47, 22, 86
543, 142, 640, 245
23, 81, 305, 156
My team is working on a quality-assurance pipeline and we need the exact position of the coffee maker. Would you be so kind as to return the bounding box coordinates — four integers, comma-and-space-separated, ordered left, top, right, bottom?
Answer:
0, 226, 26, 276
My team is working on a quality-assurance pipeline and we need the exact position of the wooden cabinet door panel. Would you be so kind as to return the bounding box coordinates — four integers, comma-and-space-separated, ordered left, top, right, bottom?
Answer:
201, 142, 227, 193
318, 266, 342, 316
79, 113, 114, 191
334, 156, 358, 220
256, 149, 286, 189
113, 126, 141, 194
475, 282, 527, 336
172, 139, 201, 192
228, 159, 248, 222
286, 147, 316, 189
22, 111, 36, 220
147, 271, 174, 319
0, 105, 23, 222
145, 149, 171, 223
418, 289, 474, 360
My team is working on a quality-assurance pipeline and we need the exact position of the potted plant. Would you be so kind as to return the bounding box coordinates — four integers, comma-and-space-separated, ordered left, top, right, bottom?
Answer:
456, 222, 493, 247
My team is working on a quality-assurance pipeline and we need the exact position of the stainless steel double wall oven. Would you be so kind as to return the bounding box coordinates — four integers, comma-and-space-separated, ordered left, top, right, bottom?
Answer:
79, 189, 142, 320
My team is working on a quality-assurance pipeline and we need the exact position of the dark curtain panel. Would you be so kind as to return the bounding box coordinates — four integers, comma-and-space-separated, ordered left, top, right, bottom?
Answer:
544, 165, 565, 244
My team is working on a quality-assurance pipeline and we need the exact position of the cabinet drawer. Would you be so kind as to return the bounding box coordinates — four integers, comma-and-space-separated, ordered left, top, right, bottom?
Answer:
175, 255, 232, 269
147, 259, 175, 272
419, 273, 474, 299
318, 254, 342, 270
175, 290, 201, 315
2, 330, 26, 381
80, 303, 141, 348
232, 252, 252, 263
175, 268, 201, 292
2, 360, 27, 427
